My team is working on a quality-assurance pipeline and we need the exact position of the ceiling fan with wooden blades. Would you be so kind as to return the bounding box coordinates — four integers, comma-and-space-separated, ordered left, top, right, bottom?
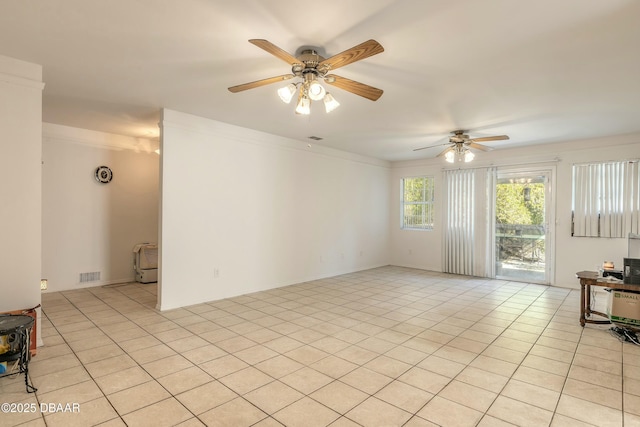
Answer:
413, 130, 509, 163
228, 39, 384, 114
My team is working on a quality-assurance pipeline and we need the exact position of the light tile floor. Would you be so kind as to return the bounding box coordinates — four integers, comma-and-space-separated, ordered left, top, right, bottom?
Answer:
2, 266, 640, 426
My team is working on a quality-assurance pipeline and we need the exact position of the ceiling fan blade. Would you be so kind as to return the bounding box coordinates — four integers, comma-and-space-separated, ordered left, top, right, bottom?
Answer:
248, 39, 300, 65
228, 74, 295, 93
318, 39, 384, 71
467, 142, 494, 152
413, 142, 451, 152
324, 75, 383, 101
469, 135, 509, 143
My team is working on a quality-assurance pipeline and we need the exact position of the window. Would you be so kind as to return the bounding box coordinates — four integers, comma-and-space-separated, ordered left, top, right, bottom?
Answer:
572, 160, 639, 237
401, 176, 434, 230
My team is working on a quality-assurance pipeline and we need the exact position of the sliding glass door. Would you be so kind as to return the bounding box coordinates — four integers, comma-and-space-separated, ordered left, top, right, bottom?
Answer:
495, 169, 552, 283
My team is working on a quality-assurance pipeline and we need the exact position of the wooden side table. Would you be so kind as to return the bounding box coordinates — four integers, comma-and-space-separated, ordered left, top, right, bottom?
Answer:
576, 271, 640, 327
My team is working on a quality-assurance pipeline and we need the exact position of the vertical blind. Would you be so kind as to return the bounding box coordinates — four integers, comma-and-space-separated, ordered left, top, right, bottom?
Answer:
443, 169, 475, 275
483, 168, 497, 278
442, 167, 497, 277
572, 160, 639, 237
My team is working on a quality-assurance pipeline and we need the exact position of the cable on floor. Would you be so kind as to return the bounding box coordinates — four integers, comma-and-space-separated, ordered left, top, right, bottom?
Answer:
610, 325, 640, 345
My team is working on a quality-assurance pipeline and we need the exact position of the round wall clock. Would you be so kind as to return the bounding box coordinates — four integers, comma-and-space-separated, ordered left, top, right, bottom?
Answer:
95, 166, 113, 183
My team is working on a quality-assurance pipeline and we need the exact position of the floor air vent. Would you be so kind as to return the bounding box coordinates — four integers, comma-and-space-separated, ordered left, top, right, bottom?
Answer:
79, 271, 101, 283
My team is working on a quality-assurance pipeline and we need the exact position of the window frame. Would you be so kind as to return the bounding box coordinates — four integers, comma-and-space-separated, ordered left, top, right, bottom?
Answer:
401, 176, 435, 231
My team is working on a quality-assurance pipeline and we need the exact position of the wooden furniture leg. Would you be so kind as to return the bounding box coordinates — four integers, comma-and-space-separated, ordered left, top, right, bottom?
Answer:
580, 281, 586, 326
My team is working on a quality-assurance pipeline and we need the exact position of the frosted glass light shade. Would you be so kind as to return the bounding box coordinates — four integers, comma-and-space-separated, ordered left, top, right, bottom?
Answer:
445, 150, 455, 163
308, 81, 326, 101
464, 150, 475, 162
295, 96, 311, 115
277, 83, 297, 103
323, 93, 340, 113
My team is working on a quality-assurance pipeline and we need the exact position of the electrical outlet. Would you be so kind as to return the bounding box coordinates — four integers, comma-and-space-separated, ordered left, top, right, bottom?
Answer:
40, 279, 48, 290
213, 268, 219, 278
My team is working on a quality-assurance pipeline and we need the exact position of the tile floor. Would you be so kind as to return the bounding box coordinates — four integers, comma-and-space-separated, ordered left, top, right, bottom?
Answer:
2, 266, 640, 426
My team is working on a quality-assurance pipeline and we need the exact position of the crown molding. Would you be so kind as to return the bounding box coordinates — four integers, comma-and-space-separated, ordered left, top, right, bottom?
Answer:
0, 71, 45, 91
43, 123, 157, 153
161, 109, 390, 169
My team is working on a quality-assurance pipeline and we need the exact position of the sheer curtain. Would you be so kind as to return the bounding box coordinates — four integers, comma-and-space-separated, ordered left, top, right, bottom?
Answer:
443, 167, 496, 277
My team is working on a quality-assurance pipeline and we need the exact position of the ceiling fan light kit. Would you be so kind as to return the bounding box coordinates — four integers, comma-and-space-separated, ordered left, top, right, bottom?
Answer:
444, 146, 475, 163
228, 39, 384, 115
291, 72, 337, 115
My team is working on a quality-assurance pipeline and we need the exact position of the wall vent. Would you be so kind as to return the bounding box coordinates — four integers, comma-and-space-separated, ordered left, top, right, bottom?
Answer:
79, 271, 101, 283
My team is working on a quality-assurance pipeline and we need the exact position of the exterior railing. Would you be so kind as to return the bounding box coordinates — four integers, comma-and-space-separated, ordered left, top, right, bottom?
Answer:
496, 224, 545, 262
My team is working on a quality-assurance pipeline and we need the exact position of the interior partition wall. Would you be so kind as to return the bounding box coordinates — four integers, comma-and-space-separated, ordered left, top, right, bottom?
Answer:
158, 109, 391, 311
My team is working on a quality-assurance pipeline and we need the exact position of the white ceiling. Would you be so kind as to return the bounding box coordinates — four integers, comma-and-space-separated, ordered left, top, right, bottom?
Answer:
1, 0, 639, 161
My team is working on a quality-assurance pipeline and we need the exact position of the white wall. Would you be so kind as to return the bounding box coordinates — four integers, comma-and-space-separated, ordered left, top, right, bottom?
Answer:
42, 124, 159, 292
390, 133, 640, 288
390, 163, 444, 273
0, 55, 43, 312
159, 109, 390, 310
553, 135, 640, 286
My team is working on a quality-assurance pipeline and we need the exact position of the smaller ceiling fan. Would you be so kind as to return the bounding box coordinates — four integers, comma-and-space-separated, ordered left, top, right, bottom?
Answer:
228, 39, 384, 114
413, 130, 509, 163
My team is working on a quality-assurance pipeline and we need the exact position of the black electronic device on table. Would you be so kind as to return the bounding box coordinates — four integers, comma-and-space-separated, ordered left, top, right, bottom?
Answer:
603, 269, 624, 281
623, 258, 640, 284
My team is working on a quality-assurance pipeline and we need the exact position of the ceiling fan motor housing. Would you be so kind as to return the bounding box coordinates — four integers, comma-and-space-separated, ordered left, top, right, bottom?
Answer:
294, 49, 331, 79
450, 130, 469, 143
